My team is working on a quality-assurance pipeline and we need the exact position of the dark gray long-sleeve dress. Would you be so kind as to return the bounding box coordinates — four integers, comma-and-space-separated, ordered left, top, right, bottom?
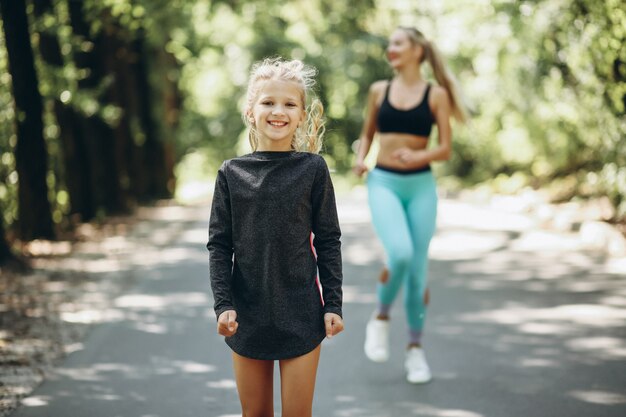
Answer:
207, 150, 343, 360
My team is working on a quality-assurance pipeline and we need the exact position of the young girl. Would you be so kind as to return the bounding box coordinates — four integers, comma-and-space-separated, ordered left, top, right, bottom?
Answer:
353, 27, 467, 384
207, 57, 344, 417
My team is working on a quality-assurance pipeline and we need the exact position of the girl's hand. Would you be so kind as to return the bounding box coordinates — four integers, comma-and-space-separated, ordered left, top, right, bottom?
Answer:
352, 160, 368, 177
392, 148, 430, 168
217, 310, 239, 337
324, 313, 344, 339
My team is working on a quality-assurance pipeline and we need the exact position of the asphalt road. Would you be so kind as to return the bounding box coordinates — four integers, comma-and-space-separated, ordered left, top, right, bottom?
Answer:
9, 189, 626, 417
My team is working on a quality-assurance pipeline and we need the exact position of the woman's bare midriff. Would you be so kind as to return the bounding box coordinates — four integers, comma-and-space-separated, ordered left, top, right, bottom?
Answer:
376, 133, 429, 169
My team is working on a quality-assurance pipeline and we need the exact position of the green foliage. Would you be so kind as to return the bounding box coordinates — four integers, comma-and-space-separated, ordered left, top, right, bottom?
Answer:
173, 0, 390, 171
489, 0, 626, 217
407, 0, 625, 218
1, 0, 625, 242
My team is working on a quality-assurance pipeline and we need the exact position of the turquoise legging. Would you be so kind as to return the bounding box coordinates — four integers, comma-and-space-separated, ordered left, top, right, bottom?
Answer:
367, 167, 438, 332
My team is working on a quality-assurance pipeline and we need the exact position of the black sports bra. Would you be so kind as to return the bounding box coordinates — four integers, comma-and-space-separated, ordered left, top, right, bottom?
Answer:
376, 81, 435, 138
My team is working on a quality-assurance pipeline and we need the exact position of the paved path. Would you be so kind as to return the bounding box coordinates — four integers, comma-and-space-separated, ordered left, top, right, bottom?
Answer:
9, 189, 626, 417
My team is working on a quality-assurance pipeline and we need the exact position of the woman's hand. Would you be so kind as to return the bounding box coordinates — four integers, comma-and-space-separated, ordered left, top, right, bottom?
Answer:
324, 313, 344, 339
217, 310, 239, 337
352, 160, 368, 177
392, 148, 430, 168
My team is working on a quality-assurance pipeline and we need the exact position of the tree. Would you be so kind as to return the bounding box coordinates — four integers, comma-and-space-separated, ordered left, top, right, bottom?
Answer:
493, 0, 626, 216
129, 28, 171, 199
68, 0, 128, 215
32, 0, 95, 221
0, 216, 29, 271
0, 0, 54, 240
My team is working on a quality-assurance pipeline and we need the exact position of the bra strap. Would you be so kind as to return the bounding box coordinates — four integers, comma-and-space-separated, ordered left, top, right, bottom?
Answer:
424, 83, 431, 100
384, 80, 392, 100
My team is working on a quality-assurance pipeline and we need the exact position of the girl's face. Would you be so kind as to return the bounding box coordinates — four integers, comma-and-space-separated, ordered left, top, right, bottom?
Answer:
250, 79, 305, 151
386, 29, 421, 69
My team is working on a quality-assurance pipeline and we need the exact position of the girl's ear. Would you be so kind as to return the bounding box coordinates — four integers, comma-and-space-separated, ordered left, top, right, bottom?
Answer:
300, 110, 307, 126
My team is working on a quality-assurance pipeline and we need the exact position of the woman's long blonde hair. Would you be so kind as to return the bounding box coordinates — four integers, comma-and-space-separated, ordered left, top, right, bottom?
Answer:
399, 27, 468, 123
243, 57, 326, 153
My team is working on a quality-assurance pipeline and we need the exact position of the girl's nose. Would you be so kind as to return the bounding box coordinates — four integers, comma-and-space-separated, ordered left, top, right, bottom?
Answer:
271, 106, 285, 115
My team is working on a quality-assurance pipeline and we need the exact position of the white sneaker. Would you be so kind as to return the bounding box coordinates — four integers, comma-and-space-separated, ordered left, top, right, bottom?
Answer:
364, 313, 389, 362
405, 347, 432, 384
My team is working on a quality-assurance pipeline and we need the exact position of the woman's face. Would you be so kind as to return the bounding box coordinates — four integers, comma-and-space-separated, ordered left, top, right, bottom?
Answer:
386, 29, 421, 69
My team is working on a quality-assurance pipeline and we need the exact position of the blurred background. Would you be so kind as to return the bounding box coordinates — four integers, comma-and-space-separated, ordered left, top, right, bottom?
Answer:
0, 0, 624, 265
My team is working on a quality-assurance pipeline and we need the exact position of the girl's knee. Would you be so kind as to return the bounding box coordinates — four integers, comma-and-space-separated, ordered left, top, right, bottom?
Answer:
242, 408, 274, 417
282, 407, 312, 417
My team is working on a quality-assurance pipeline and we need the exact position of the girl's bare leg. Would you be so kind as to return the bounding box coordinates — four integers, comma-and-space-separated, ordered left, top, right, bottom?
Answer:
278, 344, 321, 417
232, 351, 274, 417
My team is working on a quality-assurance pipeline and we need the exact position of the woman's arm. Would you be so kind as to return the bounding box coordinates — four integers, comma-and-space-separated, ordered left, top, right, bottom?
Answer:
353, 81, 386, 175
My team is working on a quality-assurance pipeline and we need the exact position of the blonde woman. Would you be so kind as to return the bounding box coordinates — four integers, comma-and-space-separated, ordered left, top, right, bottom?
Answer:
207, 57, 344, 417
354, 27, 467, 384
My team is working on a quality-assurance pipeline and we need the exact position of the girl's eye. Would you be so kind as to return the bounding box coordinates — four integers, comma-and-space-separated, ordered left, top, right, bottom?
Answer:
287, 103, 297, 107
262, 101, 273, 105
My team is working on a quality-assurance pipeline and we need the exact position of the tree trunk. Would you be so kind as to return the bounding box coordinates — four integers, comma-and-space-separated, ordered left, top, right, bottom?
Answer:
159, 48, 182, 196
100, 20, 137, 208
68, 0, 128, 215
32, 0, 95, 221
131, 31, 170, 199
0, 217, 15, 265
0, 0, 55, 240
0, 217, 29, 272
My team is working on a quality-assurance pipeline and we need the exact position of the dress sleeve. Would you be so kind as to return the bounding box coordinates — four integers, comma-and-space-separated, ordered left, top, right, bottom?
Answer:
206, 162, 235, 319
311, 156, 343, 317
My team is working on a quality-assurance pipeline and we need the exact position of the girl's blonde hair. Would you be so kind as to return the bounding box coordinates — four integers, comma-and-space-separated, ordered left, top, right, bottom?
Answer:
243, 57, 325, 153
399, 27, 468, 123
